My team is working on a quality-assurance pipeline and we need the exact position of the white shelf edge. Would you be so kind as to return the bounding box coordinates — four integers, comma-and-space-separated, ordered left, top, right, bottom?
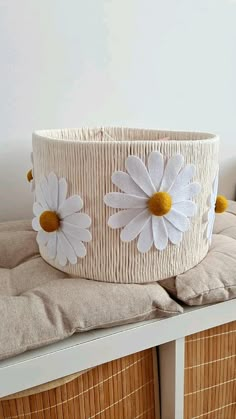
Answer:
159, 338, 185, 419
0, 299, 235, 397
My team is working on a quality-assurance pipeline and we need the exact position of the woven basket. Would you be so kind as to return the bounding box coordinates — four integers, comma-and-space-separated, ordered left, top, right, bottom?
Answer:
0, 349, 159, 419
33, 127, 219, 283
184, 321, 236, 419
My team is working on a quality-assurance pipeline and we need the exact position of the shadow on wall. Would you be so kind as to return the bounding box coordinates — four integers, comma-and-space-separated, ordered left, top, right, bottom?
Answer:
219, 157, 236, 200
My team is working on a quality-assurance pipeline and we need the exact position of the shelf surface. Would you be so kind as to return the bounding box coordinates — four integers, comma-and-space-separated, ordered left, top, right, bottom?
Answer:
0, 299, 235, 397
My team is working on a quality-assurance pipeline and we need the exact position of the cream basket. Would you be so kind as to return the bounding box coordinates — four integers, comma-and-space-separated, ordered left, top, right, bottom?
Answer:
32, 127, 219, 283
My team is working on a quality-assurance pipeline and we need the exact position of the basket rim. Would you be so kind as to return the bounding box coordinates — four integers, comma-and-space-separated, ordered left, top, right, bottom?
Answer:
33, 127, 219, 145
0, 369, 89, 400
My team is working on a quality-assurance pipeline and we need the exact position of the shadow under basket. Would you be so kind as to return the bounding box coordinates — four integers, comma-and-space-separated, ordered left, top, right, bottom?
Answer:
0, 348, 159, 419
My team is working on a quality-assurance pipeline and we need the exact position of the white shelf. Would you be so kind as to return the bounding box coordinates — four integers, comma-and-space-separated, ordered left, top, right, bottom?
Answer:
0, 299, 235, 398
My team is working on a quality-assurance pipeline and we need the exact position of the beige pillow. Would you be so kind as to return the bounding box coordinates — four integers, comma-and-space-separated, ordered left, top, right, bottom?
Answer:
0, 220, 182, 361
160, 202, 236, 305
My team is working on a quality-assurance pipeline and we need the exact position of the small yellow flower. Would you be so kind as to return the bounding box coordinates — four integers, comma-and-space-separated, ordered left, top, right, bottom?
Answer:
27, 169, 33, 182
215, 195, 228, 213
148, 192, 172, 216
39, 211, 60, 233
27, 152, 35, 192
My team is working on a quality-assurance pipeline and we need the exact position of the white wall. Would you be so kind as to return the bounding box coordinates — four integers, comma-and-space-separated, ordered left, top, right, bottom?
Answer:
0, 0, 235, 222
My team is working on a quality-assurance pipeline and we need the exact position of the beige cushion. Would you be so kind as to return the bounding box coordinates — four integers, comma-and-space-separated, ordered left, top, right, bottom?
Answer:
160, 201, 236, 306
0, 220, 182, 360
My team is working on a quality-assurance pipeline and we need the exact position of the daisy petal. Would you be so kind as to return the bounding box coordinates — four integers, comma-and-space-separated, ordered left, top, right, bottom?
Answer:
207, 210, 215, 241
58, 178, 68, 208
46, 232, 57, 259
137, 218, 153, 253
66, 235, 87, 258
36, 230, 49, 246
112, 171, 147, 197
160, 154, 184, 192
104, 193, 147, 209
210, 194, 215, 206
59, 195, 83, 218
40, 176, 52, 208
164, 209, 190, 232
33, 202, 44, 217
56, 237, 67, 266
61, 222, 92, 242
172, 183, 201, 203
63, 213, 91, 228
152, 216, 168, 251
108, 209, 142, 229
169, 164, 196, 194
74, 229, 91, 242
213, 168, 219, 197
125, 155, 156, 196
172, 200, 197, 217
30, 152, 33, 165
120, 209, 150, 242
207, 220, 213, 241
57, 231, 77, 265
164, 219, 183, 244
35, 184, 48, 210
32, 217, 41, 231
48, 172, 58, 211
148, 151, 164, 191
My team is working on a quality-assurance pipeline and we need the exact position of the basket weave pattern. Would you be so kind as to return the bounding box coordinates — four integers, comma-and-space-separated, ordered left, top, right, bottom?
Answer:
184, 321, 236, 419
33, 127, 219, 283
0, 349, 158, 419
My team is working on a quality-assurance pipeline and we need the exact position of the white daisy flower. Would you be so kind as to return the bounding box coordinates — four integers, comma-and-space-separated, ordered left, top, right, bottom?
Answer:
32, 172, 92, 266
206, 169, 219, 242
27, 152, 35, 192
206, 168, 228, 242
104, 152, 201, 253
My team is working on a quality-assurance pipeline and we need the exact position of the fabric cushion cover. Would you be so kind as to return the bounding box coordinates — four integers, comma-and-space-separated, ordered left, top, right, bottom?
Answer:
0, 220, 182, 361
160, 201, 236, 306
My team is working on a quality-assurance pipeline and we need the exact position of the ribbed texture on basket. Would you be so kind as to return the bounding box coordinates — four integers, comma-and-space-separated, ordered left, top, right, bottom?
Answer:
0, 349, 158, 419
184, 321, 236, 419
33, 127, 219, 283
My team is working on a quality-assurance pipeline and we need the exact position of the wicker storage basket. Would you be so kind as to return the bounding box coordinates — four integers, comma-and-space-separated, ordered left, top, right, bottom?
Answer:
33, 127, 219, 283
184, 321, 236, 419
0, 349, 159, 419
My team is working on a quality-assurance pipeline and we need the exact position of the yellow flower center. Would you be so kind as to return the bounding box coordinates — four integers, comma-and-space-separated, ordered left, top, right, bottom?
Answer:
39, 211, 60, 232
215, 195, 228, 214
148, 192, 172, 216
27, 169, 33, 182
